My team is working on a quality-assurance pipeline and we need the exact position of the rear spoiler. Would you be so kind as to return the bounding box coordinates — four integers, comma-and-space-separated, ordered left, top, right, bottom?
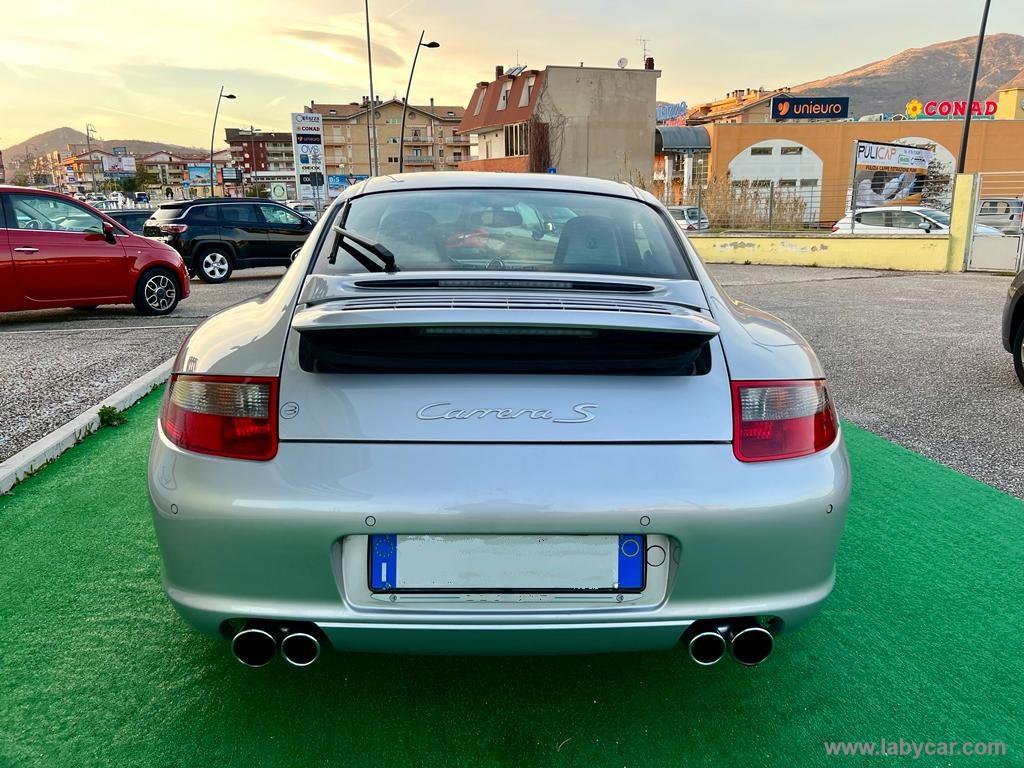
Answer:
292, 298, 719, 375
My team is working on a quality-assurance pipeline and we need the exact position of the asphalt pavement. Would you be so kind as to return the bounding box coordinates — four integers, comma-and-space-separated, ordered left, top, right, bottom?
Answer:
1, 263, 1020, 498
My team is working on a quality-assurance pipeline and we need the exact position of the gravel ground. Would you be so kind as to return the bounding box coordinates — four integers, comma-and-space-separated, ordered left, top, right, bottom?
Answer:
2, 262, 1021, 499
0, 269, 286, 461
711, 264, 1024, 498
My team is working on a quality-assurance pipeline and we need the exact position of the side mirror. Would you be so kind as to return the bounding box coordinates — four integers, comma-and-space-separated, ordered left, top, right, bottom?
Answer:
102, 220, 117, 244
917, 220, 932, 232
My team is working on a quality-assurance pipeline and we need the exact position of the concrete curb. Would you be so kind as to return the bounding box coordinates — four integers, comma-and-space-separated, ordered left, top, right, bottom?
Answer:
0, 358, 174, 494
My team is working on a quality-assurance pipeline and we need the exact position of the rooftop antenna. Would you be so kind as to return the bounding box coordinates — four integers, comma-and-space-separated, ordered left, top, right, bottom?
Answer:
637, 35, 650, 61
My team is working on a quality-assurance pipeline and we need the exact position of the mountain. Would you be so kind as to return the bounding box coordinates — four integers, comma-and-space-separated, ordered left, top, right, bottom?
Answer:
2, 127, 205, 167
792, 33, 1024, 116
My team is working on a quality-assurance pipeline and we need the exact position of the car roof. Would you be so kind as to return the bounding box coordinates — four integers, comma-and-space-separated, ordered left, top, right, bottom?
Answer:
350, 171, 643, 201
156, 197, 283, 208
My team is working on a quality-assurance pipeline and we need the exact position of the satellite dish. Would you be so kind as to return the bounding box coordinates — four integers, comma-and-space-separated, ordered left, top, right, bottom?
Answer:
617, 57, 628, 69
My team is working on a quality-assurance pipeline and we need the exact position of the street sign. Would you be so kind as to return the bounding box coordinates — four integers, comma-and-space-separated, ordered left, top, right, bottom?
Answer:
547, 167, 557, 174
182, 180, 190, 189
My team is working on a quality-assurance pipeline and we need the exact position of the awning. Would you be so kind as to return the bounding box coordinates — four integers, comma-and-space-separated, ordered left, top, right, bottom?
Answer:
655, 125, 711, 154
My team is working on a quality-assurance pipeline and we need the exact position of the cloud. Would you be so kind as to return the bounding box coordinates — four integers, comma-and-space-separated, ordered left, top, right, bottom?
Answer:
283, 28, 405, 69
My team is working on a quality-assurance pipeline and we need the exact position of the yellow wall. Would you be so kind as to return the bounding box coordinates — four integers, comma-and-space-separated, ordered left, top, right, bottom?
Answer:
689, 234, 951, 272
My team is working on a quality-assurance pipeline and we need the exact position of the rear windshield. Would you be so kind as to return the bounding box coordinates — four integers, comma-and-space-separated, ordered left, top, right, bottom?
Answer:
316, 189, 690, 278
152, 206, 186, 221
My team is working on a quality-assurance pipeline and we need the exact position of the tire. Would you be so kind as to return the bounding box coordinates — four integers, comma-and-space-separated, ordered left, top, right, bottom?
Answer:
194, 247, 234, 284
1014, 321, 1024, 387
133, 268, 181, 316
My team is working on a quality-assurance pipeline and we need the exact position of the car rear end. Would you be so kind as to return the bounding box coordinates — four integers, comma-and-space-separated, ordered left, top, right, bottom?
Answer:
144, 203, 191, 257
149, 180, 849, 665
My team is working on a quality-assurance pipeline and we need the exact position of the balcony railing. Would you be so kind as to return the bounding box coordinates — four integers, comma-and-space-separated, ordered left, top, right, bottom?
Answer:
404, 155, 435, 165
446, 136, 471, 145
403, 135, 433, 143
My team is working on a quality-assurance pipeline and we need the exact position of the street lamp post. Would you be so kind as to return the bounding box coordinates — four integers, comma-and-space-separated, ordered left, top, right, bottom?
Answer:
364, 0, 378, 177
956, 0, 992, 174
209, 86, 236, 197
399, 32, 440, 173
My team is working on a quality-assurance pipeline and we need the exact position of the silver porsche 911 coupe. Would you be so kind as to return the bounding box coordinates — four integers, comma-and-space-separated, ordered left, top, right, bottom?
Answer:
149, 172, 850, 669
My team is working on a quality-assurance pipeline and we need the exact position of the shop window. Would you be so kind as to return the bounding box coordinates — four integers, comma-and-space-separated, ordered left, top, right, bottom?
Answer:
800, 179, 818, 187
781, 146, 803, 156
778, 179, 797, 187
750, 147, 773, 156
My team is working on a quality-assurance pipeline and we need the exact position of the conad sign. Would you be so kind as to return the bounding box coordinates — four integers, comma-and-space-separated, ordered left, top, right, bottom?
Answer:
915, 99, 998, 117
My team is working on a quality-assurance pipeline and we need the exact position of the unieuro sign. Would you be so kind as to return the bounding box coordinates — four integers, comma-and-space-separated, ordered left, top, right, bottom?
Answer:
771, 96, 850, 120
905, 99, 999, 118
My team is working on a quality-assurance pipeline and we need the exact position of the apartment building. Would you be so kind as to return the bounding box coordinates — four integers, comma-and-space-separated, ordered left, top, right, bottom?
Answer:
224, 128, 295, 175
305, 98, 468, 179
458, 63, 661, 181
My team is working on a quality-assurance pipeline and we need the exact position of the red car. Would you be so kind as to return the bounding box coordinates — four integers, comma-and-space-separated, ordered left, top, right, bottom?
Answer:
0, 186, 190, 315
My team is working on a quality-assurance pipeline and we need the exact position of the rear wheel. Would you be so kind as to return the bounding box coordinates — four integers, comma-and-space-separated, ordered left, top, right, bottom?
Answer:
195, 247, 233, 283
134, 268, 180, 316
1014, 322, 1024, 387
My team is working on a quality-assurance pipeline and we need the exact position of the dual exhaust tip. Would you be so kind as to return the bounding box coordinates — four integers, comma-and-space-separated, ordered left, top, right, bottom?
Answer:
687, 619, 774, 667
230, 624, 321, 668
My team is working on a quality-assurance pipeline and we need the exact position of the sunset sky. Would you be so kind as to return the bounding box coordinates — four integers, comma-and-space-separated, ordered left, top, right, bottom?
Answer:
3, 0, 1023, 149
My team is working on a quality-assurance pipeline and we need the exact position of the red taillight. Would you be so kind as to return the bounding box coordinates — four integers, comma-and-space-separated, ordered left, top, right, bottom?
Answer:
732, 379, 838, 462
160, 375, 278, 461
160, 223, 188, 234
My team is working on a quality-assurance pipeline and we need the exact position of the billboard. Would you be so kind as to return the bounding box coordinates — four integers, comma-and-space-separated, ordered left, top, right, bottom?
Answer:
291, 112, 328, 204
101, 155, 137, 174
852, 140, 934, 208
187, 163, 221, 185
771, 96, 850, 120
328, 173, 368, 197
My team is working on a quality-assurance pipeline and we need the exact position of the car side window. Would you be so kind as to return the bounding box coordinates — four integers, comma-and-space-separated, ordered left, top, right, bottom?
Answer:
258, 205, 303, 226
858, 210, 887, 226
9, 194, 104, 233
218, 204, 261, 225
890, 210, 922, 228
186, 206, 219, 225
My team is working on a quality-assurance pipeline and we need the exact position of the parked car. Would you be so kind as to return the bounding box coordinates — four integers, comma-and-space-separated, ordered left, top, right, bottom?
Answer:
0, 186, 189, 315
832, 206, 1003, 236
106, 208, 155, 234
84, 193, 107, 202
667, 205, 710, 231
978, 197, 1024, 235
148, 172, 850, 668
134, 191, 151, 206
287, 201, 319, 219
143, 198, 315, 283
92, 199, 120, 211
1002, 268, 1024, 386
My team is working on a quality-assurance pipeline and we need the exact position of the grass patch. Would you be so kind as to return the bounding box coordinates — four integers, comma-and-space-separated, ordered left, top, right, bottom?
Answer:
0, 391, 1021, 767
97, 405, 128, 428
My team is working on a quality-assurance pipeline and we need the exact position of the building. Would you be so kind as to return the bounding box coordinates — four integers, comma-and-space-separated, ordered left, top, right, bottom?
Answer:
224, 128, 295, 176
457, 63, 661, 182
305, 98, 467, 180
135, 150, 232, 198
684, 88, 790, 125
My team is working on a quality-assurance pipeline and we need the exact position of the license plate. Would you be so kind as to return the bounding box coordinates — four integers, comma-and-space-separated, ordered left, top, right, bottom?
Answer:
368, 534, 645, 593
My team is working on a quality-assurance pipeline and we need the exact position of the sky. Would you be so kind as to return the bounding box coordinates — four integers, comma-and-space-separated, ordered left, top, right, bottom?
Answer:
2, 0, 1024, 150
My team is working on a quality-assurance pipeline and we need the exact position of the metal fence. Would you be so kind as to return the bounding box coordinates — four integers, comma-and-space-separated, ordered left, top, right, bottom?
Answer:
653, 177, 956, 233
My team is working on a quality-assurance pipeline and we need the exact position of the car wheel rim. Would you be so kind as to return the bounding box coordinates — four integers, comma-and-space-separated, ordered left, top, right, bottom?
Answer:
203, 252, 229, 279
144, 274, 176, 310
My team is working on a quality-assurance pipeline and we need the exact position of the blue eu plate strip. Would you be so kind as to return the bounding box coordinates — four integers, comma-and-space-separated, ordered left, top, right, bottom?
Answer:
617, 534, 645, 590
370, 534, 397, 590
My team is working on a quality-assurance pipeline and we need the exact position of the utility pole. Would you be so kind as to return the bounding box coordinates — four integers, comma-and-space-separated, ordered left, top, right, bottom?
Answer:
85, 124, 98, 192
364, 0, 378, 176
956, 0, 992, 174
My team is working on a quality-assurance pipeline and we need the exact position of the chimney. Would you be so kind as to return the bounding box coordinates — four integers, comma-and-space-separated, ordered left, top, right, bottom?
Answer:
644, 56, 654, 70
495, 65, 504, 79
430, 97, 435, 114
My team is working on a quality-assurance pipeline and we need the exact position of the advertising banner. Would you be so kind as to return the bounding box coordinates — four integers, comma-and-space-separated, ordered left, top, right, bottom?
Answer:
771, 96, 850, 120
852, 140, 934, 208
187, 164, 221, 186
101, 155, 137, 175
291, 112, 328, 205
328, 173, 368, 197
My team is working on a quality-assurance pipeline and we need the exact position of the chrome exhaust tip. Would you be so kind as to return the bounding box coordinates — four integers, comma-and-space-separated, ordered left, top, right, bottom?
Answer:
280, 631, 321, 667
728, 623, 774, 666
230, 627, 277, 668
688, 629, 727, 666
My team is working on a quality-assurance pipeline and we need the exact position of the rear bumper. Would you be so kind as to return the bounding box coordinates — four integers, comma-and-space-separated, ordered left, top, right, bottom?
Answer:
148, 427, 850, 654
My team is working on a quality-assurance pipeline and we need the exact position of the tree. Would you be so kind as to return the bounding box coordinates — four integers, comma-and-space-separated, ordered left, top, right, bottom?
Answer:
10, 172, 30, 186
245, 184, 269, 198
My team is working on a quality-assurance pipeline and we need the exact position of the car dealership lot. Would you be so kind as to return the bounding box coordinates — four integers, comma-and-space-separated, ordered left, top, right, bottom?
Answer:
1, 263, 1020, 498
0, 268, 285, 461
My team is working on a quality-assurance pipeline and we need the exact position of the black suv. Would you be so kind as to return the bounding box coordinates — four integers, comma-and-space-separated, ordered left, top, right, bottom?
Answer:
143, 198, 315, 283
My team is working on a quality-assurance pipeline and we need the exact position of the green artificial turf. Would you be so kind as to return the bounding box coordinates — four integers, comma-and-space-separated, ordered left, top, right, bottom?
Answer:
1, 390, 1021, 767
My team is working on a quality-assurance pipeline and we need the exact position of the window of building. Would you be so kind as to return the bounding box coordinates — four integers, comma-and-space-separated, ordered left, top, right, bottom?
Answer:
800, 179, 818, 187
329, 109, 337, 115
519, 76, 536, 107
750, 147, 773, 156
503, 122, 529, 156
778, 179, 797, 187
473, 89, 485, 115
385, 117, 401, 125
780, 146, 803, 156
387, 156, 399, 164
386, 137, 399, 144
497, 81, 512, 110
447, 111, 455, 117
